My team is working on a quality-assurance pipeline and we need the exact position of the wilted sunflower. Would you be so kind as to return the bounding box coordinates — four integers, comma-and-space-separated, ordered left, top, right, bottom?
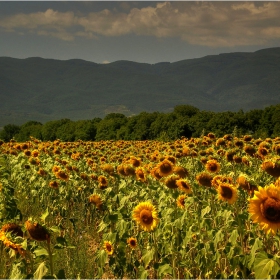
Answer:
135, 168, 147, 182
177, 195, 187, 209
103, 241, 114, 255
25, 220, 50, 242
133, 202, 159, 232
217, 183, 238, 204
248, 184, 280, 235
127, 237, 137, 249
205, 159, 221, 173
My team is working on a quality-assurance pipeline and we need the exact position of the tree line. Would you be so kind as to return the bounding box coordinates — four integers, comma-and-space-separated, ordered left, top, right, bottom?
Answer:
1, 104, 280, 142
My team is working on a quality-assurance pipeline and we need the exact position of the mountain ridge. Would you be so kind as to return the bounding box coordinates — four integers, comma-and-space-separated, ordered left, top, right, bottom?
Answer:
1, 47, 280, 126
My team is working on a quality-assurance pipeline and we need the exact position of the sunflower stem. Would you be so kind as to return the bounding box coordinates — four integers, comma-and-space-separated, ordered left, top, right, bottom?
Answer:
46, 239, 54, 277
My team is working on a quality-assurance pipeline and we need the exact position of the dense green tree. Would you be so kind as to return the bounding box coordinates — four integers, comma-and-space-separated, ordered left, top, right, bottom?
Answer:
0, 124, 20, 141
15, 121, 43, 142
95, 113, 127, 140
41, 119, 72, 141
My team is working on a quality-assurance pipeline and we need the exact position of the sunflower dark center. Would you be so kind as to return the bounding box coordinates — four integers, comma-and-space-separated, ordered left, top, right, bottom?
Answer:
221, 186, 233, 199
140, 209, 153, 225
159, 162, 172, 174
130, 240, 136, 246
106, 243, 112, 251
262, 197, 280, 222
181, 182, 189, 190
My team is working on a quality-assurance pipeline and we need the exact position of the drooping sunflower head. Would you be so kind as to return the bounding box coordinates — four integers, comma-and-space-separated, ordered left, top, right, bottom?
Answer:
127, 237, 137, 249
132, 202, 159, 232
173, 166, 188, 178
165, 175, 180, 189
176, 179, 192, 194
25, 220, 50, 242
196, 172, 213, 188
248, 184, 280, 235
217, 183, 238, 204
261, 159, 280, 178
205, 159, 221, 173
103, 241, 114, 255
89, 194, 103, 210
177, 195, 187, 209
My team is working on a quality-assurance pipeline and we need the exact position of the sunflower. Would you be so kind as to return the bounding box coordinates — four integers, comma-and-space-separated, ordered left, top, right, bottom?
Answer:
196, 172, 213, 188
135, 168, 147, 182
248, 184, 280, 235
49, 181, 59, 189
177, 195, 187, 209
156, 159, 174, 177
127, 237, 137, 249
205, 159, 221, 173
261, 159, 280, 178
165, 175, 180, 189
25, 220, 50, 242
176, 179, 192, 194
217, 183, 238, 204
132, 202, 159, 232
89, 194, 103, 210
0, 227, 24, 255
104, 241, 114, 255
173, 166, 188, 178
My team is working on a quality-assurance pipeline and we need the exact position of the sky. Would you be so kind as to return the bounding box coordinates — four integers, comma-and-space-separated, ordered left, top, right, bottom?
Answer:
1, 1, 280, 64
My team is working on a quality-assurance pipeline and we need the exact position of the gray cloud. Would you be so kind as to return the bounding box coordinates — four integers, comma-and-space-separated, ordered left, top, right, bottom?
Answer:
1, 2, 280, 47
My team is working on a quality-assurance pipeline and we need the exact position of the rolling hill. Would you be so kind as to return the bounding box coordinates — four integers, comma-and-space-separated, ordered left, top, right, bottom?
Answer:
1, 47, 280, 126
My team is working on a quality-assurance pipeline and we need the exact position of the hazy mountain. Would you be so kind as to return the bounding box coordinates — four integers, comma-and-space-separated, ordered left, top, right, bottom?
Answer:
1, 47, 280, 126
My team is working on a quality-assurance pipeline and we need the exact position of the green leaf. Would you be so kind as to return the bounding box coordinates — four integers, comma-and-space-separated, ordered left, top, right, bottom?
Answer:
201, 205, 211, 218
254, 252, 274, 279
214, 230, 224, 249
9, 262, 26, 279
115, 219, 127, 238
97, 221, 108, 233
228, 229, 238, 245
248, 238, 263, 268
141, 249, 155, 268
33, 262, 48, 280
138, 266, 148, 279
158, 263, 173, 277
40, 207, 49, 222
34, 248, 49, 257
96, 250, 107, 267
49, 226, 61, 233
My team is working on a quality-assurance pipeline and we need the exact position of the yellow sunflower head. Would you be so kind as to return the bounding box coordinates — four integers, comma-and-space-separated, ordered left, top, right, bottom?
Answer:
103, 241, 114, 255
205, 159, 221, 173
156, 159, 174, 177
127, 237, 137, 249
248, 184, 280, 235
176, 179, 192, 194
132, 202, 159, 232
177, 195, 187, 209
217, 183, 238, 204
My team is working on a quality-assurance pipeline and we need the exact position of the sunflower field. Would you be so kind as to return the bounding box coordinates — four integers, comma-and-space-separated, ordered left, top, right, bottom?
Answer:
1, 134, 280, 279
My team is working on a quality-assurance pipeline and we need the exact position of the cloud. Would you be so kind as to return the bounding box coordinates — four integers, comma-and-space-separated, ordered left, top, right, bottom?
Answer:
1, 2, 280, 47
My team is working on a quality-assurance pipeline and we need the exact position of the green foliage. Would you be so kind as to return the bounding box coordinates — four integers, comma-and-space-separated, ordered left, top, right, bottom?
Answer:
2, 103, 280, 142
